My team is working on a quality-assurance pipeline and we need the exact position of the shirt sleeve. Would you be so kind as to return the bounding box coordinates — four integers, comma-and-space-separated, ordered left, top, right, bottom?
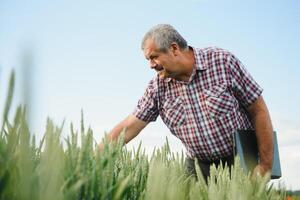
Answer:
132, 78, 159, 123
226, 52, 263, 107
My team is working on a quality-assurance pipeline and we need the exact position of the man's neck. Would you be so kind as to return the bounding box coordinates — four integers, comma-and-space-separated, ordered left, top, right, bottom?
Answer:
176, 48, 195, 82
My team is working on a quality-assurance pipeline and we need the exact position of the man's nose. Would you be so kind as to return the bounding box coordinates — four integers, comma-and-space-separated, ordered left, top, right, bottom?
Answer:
149, 59, 158, 68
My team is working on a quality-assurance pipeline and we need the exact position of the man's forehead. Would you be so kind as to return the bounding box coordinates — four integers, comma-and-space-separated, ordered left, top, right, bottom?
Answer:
143, 39, 159, 58
144, 39, 160, 56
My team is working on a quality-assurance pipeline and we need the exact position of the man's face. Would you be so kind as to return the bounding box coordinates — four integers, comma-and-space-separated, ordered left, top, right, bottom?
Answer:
143, 39, 178, 79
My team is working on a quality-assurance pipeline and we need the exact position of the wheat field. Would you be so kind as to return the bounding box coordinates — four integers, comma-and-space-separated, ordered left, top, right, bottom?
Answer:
0, 72, 293, 200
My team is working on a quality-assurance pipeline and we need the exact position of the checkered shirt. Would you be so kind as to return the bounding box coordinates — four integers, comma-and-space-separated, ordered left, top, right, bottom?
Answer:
133, 47, 263, 161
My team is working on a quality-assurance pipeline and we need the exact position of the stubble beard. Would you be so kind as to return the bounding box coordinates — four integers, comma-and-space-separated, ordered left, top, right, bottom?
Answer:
158, 69, 179, 80
158, 70, 167, 79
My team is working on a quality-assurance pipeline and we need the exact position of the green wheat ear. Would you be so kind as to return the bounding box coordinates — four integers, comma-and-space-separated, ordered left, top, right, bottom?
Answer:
1, 70, 15, 137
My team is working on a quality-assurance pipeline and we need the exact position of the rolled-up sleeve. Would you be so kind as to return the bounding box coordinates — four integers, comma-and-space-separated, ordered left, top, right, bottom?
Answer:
226, 53, 263, 107
132, 78, 159, 123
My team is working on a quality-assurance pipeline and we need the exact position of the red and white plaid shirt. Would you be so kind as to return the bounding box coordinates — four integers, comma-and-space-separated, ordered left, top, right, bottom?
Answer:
133, 47, 263, 161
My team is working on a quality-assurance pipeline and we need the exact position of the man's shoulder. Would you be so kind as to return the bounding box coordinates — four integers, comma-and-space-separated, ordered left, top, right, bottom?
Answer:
198, 46, 233, 57
194, 47, 235, 69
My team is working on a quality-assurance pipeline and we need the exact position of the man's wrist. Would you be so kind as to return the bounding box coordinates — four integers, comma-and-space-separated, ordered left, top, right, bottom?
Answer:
259, 162, 272, 172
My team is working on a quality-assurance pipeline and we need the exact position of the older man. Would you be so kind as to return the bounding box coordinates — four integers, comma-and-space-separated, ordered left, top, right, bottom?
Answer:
99, 24, 273, 181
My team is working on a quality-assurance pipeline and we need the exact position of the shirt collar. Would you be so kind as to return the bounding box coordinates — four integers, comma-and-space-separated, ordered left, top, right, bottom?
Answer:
190, 46, 207, 71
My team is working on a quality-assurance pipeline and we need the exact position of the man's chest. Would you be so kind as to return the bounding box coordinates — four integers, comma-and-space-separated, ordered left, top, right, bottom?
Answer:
158, 75, 239, 130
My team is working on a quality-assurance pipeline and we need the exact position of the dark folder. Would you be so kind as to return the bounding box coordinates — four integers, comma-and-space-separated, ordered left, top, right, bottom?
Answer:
233, 130, 281, 179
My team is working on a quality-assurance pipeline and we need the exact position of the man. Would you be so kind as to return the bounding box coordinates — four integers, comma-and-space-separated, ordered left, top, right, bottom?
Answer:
99, 24, 274, 181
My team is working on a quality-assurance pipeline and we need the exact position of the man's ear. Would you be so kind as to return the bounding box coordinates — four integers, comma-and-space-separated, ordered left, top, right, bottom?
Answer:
170, 42, 180, 56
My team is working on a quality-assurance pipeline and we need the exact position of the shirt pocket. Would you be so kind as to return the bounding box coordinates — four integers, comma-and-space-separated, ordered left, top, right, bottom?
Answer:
203, 84, 235, 118
161, 97, 186, 128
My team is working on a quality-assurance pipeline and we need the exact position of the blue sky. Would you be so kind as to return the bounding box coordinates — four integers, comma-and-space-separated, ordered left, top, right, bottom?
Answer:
0, 0, 300, 189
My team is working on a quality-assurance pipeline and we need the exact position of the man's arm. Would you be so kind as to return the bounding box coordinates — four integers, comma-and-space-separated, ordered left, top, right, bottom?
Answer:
246, 95, 274, 177
99, 114, 148, 151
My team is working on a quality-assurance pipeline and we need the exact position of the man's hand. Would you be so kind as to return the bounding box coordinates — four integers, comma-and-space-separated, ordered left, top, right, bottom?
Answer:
252, 164, 272, 178
98, 114, 148, 151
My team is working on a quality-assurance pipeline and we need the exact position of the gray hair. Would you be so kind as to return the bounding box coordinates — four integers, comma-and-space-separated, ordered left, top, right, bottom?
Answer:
141, 24, 188, 52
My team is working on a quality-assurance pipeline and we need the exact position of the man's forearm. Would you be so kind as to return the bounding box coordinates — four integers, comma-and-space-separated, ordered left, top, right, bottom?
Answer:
248, 96, 274, 171
253, 110, 274, 170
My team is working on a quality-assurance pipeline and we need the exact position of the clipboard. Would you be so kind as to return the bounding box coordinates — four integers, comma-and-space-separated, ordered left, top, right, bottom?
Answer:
233, 130, 282, 179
